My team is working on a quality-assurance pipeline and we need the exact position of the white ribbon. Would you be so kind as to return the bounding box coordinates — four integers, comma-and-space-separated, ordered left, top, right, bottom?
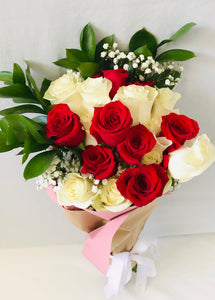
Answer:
104, 236, 158, 299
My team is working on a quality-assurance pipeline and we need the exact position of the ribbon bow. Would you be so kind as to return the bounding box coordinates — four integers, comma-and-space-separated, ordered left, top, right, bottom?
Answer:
104, 237, 158, 298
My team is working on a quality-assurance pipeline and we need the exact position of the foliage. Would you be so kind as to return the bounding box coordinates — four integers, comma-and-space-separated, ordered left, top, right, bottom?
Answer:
0, 62, 54, 178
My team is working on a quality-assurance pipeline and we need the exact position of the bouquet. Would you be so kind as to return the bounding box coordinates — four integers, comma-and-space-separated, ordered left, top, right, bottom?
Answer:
0, 22, 215, 297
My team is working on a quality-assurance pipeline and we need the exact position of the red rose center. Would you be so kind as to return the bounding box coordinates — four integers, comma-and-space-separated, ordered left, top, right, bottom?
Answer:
130, 136, 142, 149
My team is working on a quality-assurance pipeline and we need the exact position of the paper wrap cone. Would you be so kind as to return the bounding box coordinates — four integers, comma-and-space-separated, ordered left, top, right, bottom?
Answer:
46, 186, 157, 275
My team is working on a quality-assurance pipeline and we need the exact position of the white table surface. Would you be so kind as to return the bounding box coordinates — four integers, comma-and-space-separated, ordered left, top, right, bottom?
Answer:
1, 233, 215, 300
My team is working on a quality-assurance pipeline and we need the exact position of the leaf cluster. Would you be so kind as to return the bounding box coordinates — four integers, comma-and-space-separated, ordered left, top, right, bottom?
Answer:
54, 23, 196, 78
0, 63, 57, 179
54, 24, 114, 77
129, 22, 196, 61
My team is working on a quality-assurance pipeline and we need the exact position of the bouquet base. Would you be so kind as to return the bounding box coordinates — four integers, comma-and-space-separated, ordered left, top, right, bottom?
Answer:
63, 200, 158, 274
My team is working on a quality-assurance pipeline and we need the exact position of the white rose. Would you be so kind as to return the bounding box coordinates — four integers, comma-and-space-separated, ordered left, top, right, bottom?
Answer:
151, 88, 181, 135
56, 173, 94, 209
169, 134, 215, 182
78, 77, 112, 131
92, 178, 132, 212
142, 137, 172, 165
79, 77, 111, 108
44, 71, 83, 103
113, 85, 158, 125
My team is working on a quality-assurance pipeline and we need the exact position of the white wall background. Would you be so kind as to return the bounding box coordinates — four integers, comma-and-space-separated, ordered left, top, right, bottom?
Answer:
0, 0, 214, 248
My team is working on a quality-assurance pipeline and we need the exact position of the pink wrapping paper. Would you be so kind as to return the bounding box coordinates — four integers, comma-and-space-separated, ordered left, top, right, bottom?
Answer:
46, 185, 157, 275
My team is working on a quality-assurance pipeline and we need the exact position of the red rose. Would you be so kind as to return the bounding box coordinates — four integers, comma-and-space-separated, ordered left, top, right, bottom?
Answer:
116, 164, 169, 207
102, 69, 129, 98
127, 81, 155, 87
46, 104, 85, 147
90, 101, 133, 146
81, 145, 117, 179
162, 154, 170, 169
161, 113, 199, 151
117, 124, 156, 166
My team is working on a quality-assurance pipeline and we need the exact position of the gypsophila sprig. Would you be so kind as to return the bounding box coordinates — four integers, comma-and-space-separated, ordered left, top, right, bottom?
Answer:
100, 45, 182, 88
36, 150, 81, 192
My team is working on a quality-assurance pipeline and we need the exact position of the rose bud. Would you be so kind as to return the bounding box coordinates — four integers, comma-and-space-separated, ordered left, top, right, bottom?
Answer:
46, 103, 85, 147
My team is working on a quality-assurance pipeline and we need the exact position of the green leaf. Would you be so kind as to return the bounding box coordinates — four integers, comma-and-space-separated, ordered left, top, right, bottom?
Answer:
22, 133, 32, 163
0, 104, 45, 116
129, 28, 158, 56
0, 115, 47, 145
25, 62, 41, 101
95, 35, 114, 62
54, 58, 79, 69
22, 133, 49, 163
13, 63, 26, 85
6, 126, 18, 145
40, 79, 51, 97
32, 115, 47, 125
0, 131, 20, 152
156, 49, 196, 61
80, 24, 96, 61
170, 22, 196, 39
157, 39, 172, 48
157, 22, 196, 47
23, 150, 57, 180
78, 62, 100, 78
13, 97, 39, 104
17, 143, 48, 156
66, 49, 88, 62
0, 71, 13, 85
25, 62, 50, 110
134, 45, 152, 57
170, 22, 196, 40
0, 84, 35, 99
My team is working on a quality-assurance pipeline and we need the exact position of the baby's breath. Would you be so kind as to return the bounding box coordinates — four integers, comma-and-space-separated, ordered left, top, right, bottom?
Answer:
100, 42, 183, 88
36, 150, 81, 191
